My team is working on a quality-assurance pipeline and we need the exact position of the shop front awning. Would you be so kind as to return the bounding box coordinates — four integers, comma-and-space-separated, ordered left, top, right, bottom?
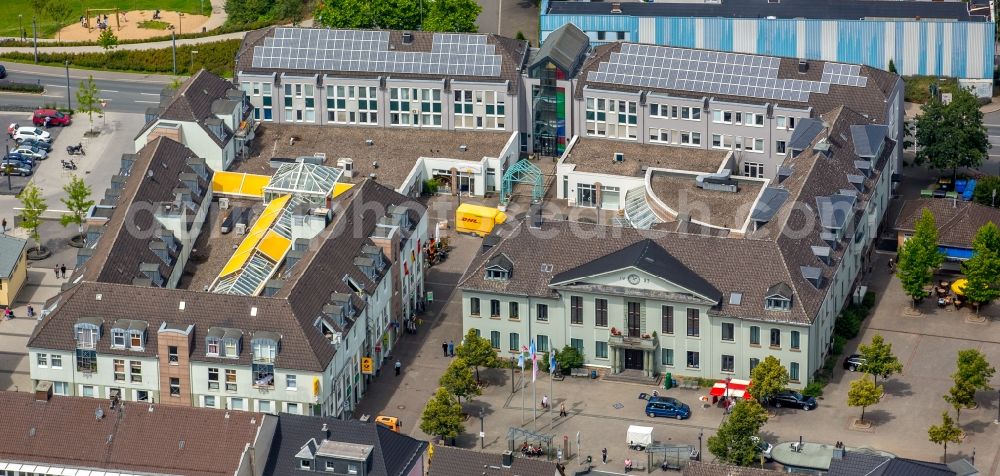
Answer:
939, 246, 974, 261
708, 378, 752, 399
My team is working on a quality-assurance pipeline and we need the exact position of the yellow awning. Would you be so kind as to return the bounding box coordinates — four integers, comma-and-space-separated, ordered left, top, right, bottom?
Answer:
258, 230, 292, 262
332, 182, 355, 198
217, 194, 292, 277
211, 171, 270, 198
951, 279, 968, 296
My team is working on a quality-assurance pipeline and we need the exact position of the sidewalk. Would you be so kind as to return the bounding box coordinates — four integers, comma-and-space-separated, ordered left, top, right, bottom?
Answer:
4, 62, 179, 83
0, 31, 246, 54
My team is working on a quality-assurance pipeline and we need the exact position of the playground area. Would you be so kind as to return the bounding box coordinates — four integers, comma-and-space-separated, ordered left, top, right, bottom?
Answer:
55, 9, 210, 41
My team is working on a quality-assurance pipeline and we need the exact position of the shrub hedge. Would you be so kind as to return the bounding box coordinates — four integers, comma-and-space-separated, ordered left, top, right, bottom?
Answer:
0, 81, 44, 93
0, 19, 275, 48
0, 39, 241, 77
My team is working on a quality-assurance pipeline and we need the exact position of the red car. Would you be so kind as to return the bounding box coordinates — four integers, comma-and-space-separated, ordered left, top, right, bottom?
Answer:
32, 109, 71, 127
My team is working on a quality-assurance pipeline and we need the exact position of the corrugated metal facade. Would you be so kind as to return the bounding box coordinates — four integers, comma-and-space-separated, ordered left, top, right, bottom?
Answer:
541, 13, 995, 79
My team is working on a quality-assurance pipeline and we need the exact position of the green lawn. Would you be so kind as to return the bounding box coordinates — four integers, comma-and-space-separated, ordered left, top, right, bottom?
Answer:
0, 0, 211, 38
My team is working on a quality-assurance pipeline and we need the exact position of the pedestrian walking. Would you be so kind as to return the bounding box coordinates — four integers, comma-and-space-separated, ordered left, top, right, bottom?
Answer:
60, 264, 67, 279
559, 403, 567, 417
43, 116, 50, 129
54, 266, 59, 278
541, 395, 549, 409
2, 218, 6, 232
394, 360, 401, 376
442, 341, 448, 357
602, 448, 607, 464
448, 340, 455, 357
27, 305, 34, 318
888, 258, 895, 272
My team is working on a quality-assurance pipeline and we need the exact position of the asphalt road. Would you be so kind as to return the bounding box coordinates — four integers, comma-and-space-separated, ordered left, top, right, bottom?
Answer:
0, 63, 171, 114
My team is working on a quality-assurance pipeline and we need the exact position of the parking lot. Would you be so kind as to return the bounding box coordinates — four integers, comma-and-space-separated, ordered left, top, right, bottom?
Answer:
0, 107, 144, 393
0, 113, 64, 195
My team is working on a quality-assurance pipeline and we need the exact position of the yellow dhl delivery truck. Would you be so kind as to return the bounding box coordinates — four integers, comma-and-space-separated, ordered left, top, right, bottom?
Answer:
455, 204, 507, 237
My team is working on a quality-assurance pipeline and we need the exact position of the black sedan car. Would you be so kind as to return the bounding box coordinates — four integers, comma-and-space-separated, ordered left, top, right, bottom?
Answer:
0, 64, 6, 79
770, 390, 817, 410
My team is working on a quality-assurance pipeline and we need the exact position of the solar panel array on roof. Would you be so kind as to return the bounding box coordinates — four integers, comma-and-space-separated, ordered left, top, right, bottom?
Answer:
587, 44, 868, 102
251, 28, 502, 77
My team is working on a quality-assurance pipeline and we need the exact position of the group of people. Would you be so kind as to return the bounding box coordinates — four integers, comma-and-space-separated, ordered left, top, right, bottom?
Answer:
81, 14, 116, 30
441, 339, 455, 357
519, 442, 544, 457
54, 264, 68, 279
538, 395, 569, 417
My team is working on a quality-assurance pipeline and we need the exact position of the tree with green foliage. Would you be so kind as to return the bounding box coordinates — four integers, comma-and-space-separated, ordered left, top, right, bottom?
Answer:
858, 334, 903, 388
420, 387, 464, 442
44, 0, 75, 42
423, 0, 482, 32
896, 209, 944, 307
749, 356, 788, 406
59, 175, 94, 242
955, 348, 996, 394
707, 400, 769, 466
75, 76, 101, 134
928, 411, 962, 462
555, 345, 584, 374
914, 88, 990, 179
973, 176, 1000, 208
314, 0, 422, 30
225, 0, 303, 25
888, 59, 897, 74
18, 183, 47, 252
98, 28, 118, 53
961, 222, 1000, 314
847, 375, 882, 424
455, 329, 500, 383
439, 357, 480, 404
943, 380, 976, 426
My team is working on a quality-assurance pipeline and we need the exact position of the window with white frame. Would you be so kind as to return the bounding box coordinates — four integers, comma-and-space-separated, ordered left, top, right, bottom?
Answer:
112, 328, 126, 348
680, 131, 701, 146
327, 85, 378, 124
585, 97, 637, 139
230, 397, 246, 411
712, 110, 733, 124
745, 112, 764, 126
129, 329, 144, 349
680, 106, 701, 120
389, 87, 442, 126
766, 296, 792, 311
303, 84, 315, 122
207, 337, 220, 356
744, 138, 765, 153
649, 128, 670, 143
286, 402, 300, 414
130, 361, 142, 383
775, 116, 786, 129
225, 369, 238, 392
775, 140, 787, 155
259, 400, 274, 413
595, 341, 608, 359
577, 183, 597, 207
711, 134, 730, 149
208, 367, 220, 390
37, 353, 48, 367
53, 381, 68, 395
283, 83, 294, 121
114, 359, 126, 382
649, 103, 666, 118
204, 395, 217, 408
81, 385, 95, 397
286, 374, 297, 390
51, 354, 62, 369
454, 89, 506, 129
261, 83, 273, 121
743, 162, 765, 178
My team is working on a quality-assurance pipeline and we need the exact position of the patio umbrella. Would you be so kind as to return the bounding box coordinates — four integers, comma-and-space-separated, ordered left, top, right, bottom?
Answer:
708, 378, 752, 399
951, 278, 968, 296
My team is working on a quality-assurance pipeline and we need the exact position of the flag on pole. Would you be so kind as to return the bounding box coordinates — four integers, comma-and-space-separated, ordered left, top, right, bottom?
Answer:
530, 340, 538, 382
549, 351, 557, 373
517, 351, 525, 370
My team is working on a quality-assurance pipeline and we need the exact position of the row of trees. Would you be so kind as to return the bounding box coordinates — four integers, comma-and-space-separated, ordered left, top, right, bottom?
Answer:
419, 330, 499, 441
928, 349, 996, 460
897, 210, 1000, 313
314, 0, 482, 33
18, 177, 94, 253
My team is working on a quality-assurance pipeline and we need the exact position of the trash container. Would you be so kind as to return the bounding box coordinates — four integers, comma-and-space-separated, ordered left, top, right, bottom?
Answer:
664, 372, 672, 390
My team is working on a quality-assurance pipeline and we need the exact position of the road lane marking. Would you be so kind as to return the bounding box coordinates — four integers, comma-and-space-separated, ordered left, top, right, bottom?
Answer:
100, 89, 119, 93
140, 92, 159, 96
135, 100, 159, 104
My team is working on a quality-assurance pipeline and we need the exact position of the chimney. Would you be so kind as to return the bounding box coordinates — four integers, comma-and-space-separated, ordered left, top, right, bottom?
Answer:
529, 203, 543, 229
798, 59, 808, 73
370, 226, 400, 262
611, 2, 622, 14
35, 381, 53, 402
501, 451, 514, 468
402, 32, 414, 44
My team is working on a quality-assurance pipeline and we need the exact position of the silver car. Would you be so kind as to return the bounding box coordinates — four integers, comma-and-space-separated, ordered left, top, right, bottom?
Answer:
12, 145, 47, 160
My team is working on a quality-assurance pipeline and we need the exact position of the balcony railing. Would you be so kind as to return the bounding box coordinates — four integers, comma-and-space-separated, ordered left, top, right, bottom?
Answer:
609, 333, 657, 351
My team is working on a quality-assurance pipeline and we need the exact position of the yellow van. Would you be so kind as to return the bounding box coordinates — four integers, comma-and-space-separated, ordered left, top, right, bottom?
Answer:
455, 204, 507, 237
375, 415, 401, 432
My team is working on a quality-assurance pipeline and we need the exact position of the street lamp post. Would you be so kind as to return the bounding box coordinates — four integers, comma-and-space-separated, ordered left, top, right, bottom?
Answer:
697, 430, 703, 462
479, 409, 485, 449
65, 60, 72, 110
18, 15, 23, 41
191, 50, 199, 72
4, 140, 11, 191
995, 389, 1000, 424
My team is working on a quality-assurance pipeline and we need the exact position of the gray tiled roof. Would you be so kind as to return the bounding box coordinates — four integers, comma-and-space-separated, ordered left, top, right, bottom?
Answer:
138, 70, 238, 147
264, 414, 427, 476
530, 23, 590, 76
0, 234, 26, 279
682, 461, 783, 476
82, 137, 211, 286
428, 446, 558, 476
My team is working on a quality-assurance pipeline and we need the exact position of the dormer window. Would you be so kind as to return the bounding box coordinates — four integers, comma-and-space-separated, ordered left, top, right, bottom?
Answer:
224, 337, 240, 357
765, 297, 792, 311
207, 337, 221, 356
486, 268, 508, 281
74, 319, 101, 349
112, 328, 126, 348
485, 253, 513, 281
112, 320, 147, 350
252, 332, 279, 388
